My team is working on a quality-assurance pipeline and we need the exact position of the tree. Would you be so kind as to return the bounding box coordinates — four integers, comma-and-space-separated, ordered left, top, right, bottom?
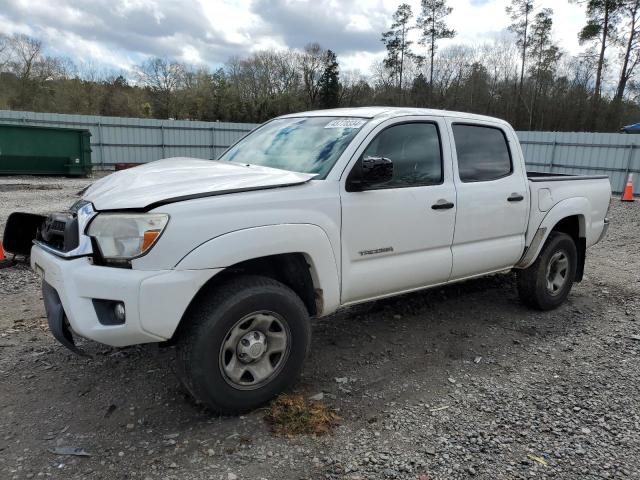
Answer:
318, 50, 340, 108
578, 0, 623, 127
381, 3, 415, 90
0, 34, 10, 71
7, 34, 68, 110
506, 0, 535, 100
299, 43, 326, 108
135, 57, 185, 118
1, 31, 640, 132
527, 9, 561, 128
614, 0, 640, 104
417, 0, 455, 95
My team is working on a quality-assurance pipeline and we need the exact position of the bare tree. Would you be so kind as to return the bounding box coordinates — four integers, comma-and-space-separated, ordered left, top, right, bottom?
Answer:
135, 57, 186, 118
7, 34, 68, 109
8, 34, 43, 81
299, 43, 325, 108
0, 34, 11, 71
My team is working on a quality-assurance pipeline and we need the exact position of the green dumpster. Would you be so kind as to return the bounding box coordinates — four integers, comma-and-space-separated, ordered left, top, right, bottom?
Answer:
0, 124, 92, 176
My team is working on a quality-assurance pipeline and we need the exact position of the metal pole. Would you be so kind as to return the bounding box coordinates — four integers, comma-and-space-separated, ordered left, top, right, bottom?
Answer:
548, 140, 557, 173
210, 126, 215, 160
97, 121, 104, 168
160, 125, 165, 159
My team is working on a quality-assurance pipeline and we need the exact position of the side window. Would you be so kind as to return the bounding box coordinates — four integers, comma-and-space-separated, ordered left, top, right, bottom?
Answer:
360, 122, 442, 188
452, 124, 512, 182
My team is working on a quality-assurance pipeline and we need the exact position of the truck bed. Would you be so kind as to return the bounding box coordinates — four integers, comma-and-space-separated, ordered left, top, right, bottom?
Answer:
524, 172, 611, 254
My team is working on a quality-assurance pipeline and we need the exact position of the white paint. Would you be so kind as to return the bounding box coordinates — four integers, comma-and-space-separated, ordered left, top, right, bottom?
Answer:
339, 115, 456, 302
30, 246, 217, 346
175, 223, 341, 314
445, 117, 529, 279
82, 157, 315, 210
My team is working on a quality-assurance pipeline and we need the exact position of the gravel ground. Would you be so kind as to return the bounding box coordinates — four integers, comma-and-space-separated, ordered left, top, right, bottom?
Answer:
1, 176, 639, 480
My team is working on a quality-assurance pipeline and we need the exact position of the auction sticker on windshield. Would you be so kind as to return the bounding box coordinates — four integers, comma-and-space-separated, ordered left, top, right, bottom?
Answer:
324, 119, 367, 129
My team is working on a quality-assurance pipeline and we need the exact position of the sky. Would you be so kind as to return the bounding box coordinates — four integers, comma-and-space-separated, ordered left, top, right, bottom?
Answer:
0, 0, 588, 75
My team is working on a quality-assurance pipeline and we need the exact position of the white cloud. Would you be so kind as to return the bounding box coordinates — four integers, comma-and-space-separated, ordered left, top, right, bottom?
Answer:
0, 0, 590, 76
197, 0, 262, 47
341, 50, 386, 73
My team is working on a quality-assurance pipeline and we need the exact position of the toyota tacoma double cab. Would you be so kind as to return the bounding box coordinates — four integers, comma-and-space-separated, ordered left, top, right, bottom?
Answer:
4, 107, 611, 414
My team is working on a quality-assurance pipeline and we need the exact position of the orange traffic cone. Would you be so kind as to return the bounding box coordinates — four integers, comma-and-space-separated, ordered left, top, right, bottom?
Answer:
0, 242, 5, 261
622, 173, 635, 202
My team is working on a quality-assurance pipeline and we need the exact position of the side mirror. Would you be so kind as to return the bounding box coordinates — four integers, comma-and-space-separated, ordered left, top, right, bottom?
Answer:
347, 156, 394, 191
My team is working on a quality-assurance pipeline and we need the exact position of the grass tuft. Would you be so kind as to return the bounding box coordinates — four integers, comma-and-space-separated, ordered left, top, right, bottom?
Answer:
264, 394, 340, 436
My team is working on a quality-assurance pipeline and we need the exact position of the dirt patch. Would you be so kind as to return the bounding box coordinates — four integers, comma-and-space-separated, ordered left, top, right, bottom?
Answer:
264, 394, 340, 436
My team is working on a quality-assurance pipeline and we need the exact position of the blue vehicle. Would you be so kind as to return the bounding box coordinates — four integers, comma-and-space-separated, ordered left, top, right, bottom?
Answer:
621, 123, 640, 133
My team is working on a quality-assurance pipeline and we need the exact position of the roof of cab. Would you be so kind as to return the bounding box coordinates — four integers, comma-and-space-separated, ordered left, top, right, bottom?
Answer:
279, 106, 511, 127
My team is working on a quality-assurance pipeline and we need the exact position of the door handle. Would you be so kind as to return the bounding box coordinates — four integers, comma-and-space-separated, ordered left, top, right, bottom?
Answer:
431, 199, 455, 210
507, 193, 524, 202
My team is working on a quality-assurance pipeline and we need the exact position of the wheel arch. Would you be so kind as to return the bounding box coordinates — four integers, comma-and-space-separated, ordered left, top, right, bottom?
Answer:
170, 224, 340, 340
517, 197, 589, 276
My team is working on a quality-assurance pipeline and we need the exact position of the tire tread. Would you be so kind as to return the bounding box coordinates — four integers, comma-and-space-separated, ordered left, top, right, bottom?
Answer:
517, 231, 577, 311
175, 274, 309, 414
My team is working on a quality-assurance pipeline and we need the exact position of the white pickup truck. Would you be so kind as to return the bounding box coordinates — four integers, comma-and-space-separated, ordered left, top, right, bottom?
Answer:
4, 107, 611, 413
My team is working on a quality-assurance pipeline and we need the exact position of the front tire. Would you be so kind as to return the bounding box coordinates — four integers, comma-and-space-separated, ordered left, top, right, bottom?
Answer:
175, 275, 311, 414
517, 232, 577, 311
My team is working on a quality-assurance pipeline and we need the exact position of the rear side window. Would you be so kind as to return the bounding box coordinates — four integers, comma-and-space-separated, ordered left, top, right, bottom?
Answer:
452, 124, 512, 182
361, 122, 442, 188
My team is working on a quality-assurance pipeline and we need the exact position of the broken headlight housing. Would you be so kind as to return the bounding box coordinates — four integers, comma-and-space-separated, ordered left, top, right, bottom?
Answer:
87, 213, 169, 263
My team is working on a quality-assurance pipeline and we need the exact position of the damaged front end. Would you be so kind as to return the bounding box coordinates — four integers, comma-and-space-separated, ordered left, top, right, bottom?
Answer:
2, 212, 47, 256
3, 200, 97, 355
3, 200, 95, 258
42, 281, 89, 356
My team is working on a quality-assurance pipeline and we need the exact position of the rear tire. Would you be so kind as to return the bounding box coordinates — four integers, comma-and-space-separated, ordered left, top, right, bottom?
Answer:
517, 232, 577, 311
175, 275, 311, 414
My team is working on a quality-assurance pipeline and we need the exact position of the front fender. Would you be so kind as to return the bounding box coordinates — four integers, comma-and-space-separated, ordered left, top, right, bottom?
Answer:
518, 197, 589, 269
175, 223, 341, 314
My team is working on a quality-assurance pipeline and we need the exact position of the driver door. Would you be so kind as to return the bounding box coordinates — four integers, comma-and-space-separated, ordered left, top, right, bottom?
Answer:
340, 118, 456, 304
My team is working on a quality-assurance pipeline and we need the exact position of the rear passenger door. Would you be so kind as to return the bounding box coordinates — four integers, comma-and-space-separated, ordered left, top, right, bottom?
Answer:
447, 121, 529, 280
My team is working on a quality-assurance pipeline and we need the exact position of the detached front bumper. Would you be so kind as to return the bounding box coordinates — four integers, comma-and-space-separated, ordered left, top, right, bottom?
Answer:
31, 245, 218, 351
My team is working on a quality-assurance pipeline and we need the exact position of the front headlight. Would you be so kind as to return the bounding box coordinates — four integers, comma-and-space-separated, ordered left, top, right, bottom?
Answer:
87, 213, 169, 261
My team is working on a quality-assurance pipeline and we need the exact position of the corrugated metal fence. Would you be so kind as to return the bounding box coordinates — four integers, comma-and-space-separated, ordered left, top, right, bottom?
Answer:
0, 110, 259, 167
1, 110, 638, 194
517, 131, 639, 194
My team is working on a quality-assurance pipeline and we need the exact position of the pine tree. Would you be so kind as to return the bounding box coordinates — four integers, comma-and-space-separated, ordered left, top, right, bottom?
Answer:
417, 0, 455, 94
614, 0, 639, 104
506, 0, 535, 99
578, 0, 624, 128
318, 50, 340, 108
381, 3, 415, 90
527, 9, 560, 128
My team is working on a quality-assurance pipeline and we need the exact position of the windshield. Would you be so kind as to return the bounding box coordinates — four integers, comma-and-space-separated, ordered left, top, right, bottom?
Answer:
220, 116, 367, 178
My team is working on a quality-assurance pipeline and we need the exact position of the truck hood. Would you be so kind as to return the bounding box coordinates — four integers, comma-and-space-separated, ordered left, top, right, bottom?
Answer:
83, 157, 315, 210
